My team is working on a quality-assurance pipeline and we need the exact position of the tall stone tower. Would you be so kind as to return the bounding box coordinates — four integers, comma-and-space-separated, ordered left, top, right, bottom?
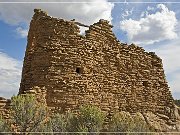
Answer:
19, 9, 179, 130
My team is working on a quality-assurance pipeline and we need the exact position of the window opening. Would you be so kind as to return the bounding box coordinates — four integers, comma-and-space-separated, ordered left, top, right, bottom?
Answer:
76, 67, 81, 74
142, 81, 148, 87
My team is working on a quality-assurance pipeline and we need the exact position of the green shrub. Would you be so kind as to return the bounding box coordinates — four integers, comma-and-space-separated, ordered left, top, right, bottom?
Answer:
1, 95, 157, 134
49, 113, 67, 133
67, 113, 88, 134
0, 116, 10, 133
174, 99, 180, 107
109, 111, 133, 134
67, 105, 105, 134
131, 113, 153, 134
109, 112, 152, 135
10, 94, 48, 133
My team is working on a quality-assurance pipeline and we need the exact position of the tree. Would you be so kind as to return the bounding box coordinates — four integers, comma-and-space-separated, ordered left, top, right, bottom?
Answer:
9, 94, 48, 133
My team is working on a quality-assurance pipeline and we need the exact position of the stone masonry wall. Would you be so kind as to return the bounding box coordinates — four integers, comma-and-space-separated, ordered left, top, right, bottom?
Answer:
0, 97, 11, 119
19, 9, 175, 121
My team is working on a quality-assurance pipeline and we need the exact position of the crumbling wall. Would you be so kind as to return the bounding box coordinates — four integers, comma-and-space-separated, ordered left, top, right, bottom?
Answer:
0, 97, 11, 119
19, 9, 175, 122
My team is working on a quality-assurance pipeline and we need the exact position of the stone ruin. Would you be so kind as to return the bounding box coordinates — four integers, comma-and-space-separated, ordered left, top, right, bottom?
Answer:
1, 9, 180, 132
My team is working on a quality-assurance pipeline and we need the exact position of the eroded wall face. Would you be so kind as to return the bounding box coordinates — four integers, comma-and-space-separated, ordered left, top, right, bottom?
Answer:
19, 10, 174, 119
0, 97, 11, 119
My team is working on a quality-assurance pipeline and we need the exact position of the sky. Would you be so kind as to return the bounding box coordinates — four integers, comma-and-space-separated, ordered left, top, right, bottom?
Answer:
0, 0, 180, 99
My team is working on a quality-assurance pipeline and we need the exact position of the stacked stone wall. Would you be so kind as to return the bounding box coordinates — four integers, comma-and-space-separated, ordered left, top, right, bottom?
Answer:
19, 9, 174, 121
0, 97, 11, 119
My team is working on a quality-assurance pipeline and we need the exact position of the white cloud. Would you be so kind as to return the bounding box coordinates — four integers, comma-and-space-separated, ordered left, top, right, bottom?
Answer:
79, 26, 89, 35
122, 8, 134, 19
0, 52, 22, 99
154, 43, 180, 74
0, 0, 113, 37
16, 27, 28, 38
0, 0, 114, 27
169, 73, 180, 96
147, 6, 154, 11
140, 11, 149, 18
120, 4, 178, 45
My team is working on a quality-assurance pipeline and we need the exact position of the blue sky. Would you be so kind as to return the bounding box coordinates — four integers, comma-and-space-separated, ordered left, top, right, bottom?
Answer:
0, 0, 180, 99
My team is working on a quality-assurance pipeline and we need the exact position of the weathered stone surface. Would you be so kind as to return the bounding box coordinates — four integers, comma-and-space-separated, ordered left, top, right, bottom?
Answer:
0, 97, 11, 119
1, 9, 180, 132
17, 9, 179, 131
